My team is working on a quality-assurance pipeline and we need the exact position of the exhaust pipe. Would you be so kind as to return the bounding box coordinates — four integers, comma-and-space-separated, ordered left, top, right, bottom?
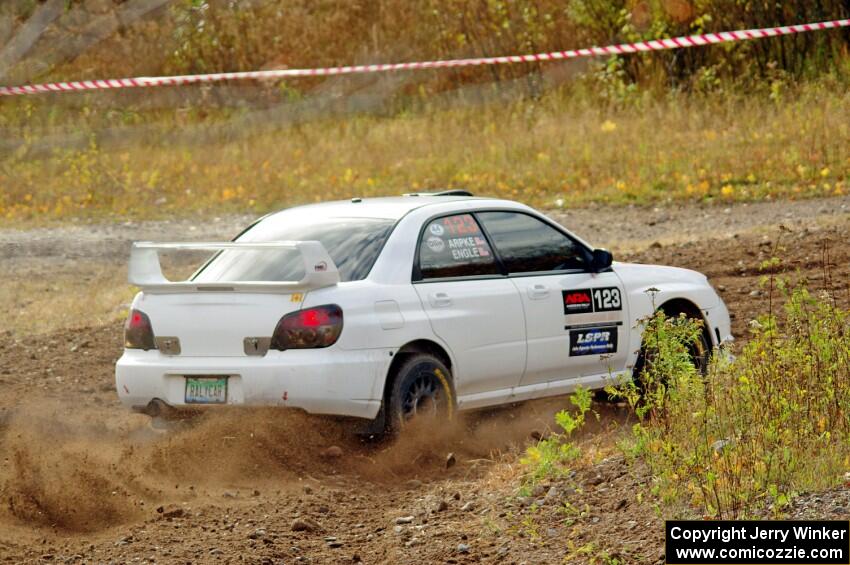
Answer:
133, 398, 169, 418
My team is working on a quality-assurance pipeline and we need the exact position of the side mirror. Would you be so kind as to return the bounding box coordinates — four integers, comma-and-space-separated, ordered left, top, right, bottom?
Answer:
590, 248, 613, 272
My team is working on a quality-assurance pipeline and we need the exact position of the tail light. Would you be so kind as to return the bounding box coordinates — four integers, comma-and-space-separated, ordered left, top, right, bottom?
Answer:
270, 305, 343, 350
125, 309, 156, 350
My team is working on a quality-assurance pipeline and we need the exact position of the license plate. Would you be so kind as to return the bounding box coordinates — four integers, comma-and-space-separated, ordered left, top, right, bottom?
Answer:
185, 376, 228, 404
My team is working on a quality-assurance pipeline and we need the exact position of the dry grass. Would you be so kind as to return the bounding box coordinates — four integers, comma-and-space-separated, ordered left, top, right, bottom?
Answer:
1, 83, 848, 226
1, 262, 133, 337
0, 251, 215, 337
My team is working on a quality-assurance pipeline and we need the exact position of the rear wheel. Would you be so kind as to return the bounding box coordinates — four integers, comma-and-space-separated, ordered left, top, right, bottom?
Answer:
386, 354, 455, 434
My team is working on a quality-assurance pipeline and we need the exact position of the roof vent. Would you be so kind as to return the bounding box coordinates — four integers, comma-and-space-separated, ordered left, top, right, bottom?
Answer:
403, 189, 474, 197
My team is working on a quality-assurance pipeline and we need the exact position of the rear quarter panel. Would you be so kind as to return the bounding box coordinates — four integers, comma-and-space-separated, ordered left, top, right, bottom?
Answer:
305, 281, 436, 353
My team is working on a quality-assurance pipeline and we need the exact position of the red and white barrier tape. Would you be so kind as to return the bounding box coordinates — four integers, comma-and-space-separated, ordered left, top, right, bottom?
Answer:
2, 18, 848, 96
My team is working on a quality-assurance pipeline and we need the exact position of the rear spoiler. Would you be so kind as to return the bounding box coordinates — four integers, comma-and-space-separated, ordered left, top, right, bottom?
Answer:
128, 241, 340, 293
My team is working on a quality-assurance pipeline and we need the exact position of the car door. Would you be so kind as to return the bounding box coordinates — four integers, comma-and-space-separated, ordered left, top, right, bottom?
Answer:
476, 211, 628, 386
413, 213, 527, 398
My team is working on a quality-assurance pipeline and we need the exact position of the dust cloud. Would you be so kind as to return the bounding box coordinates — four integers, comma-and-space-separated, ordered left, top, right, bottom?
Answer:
0, 396, 604, 533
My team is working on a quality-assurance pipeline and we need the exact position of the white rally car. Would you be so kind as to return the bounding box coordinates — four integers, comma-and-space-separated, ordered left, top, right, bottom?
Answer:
116, 191, 731, 431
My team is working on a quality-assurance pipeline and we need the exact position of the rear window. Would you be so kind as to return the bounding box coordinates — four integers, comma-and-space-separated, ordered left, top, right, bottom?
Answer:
193, 217, 395, 283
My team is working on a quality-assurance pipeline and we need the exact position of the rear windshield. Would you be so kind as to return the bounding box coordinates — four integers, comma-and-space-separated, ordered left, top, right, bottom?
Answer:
193, 217, 395, 283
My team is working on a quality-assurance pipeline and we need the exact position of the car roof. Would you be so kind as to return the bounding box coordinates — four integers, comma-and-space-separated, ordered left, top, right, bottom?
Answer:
263, 195, 509, 222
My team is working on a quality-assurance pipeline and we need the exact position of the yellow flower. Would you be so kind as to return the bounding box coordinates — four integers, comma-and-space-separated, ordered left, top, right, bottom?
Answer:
615, 180, 627, 191
746, 173, 756, 183
820, 167, 830, 177
600, 120, 617, 133
721, 184, 734, 197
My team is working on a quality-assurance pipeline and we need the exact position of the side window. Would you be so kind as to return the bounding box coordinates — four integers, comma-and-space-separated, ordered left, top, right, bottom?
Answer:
418, 214, 500, 280
476, 211, 586, 274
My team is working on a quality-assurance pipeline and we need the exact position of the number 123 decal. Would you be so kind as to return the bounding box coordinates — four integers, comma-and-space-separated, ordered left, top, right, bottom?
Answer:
592, 287, 621, 312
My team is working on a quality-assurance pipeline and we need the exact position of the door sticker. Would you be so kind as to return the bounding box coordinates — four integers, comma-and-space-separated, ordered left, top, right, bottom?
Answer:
563, 289, 593, 314
563, 287, 622, 315
592, 287, 622, 312
569, 326, 618, 356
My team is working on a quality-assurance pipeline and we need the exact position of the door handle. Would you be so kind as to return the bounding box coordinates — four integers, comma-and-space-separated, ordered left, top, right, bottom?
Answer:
429, 292, 452, 308
527, 284, 549, 300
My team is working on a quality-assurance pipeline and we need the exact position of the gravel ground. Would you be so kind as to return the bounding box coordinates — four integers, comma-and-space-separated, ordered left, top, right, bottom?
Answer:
1, 196, 849, 564
2, 195, 849, 263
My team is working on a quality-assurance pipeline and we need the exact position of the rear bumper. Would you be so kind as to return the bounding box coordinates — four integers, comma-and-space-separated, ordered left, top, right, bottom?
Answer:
115, 347, 390, 420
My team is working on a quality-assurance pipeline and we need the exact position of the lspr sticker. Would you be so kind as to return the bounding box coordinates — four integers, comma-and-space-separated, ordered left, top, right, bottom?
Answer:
569, 326, 618, 356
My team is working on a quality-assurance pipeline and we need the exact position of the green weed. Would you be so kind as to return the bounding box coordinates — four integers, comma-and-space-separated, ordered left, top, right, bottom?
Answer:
610, 282, 850, 518
519, 386, 593, 488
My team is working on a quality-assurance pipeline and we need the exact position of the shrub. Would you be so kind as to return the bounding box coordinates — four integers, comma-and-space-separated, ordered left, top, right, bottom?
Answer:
613, 283, 850, 517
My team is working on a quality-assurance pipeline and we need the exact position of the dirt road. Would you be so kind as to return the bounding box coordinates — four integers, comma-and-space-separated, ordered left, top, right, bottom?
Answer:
1, 197, 848, 564
3, 195, 849, 263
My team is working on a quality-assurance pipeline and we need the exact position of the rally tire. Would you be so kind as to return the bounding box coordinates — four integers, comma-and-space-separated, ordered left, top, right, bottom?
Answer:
386, 354, 455, 434
689, 328, 711, 376
632, 312, 713, 390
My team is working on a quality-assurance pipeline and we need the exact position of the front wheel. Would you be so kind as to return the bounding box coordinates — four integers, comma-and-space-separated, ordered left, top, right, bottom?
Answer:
632, 312, 712, 390
386, 354, 455, 434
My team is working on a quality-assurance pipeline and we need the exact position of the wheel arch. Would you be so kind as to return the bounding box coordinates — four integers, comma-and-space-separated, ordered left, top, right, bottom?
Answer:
387, 339, 452, 380
658, 296, 703, 317
362, 339, 455, 435
657, 297, 714, 345
628, 296, 714, 380
385, 339, 454, 403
